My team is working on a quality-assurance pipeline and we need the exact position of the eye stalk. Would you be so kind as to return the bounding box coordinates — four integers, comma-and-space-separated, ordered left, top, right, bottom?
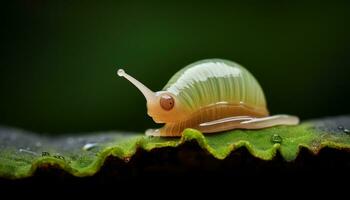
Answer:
160, 94, 175, 111
117, 68, 156, 103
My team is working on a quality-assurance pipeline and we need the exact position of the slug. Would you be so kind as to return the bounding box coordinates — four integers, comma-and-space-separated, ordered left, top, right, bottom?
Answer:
118, 59, 299, 137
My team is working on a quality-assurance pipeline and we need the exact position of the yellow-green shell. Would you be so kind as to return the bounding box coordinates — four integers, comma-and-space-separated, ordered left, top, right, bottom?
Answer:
163, 59, 267, 113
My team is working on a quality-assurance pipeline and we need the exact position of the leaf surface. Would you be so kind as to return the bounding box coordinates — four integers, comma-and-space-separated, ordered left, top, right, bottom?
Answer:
1, 116, 350, 179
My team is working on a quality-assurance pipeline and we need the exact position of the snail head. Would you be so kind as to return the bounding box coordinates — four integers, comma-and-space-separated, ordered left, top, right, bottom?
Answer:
117, 69, 187, 123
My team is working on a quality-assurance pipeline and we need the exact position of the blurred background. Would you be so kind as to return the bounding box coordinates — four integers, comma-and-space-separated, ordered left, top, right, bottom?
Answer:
1, 0, 349, 134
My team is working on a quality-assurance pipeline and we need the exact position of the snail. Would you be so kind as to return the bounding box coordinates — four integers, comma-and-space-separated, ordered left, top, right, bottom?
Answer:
118, 59, 299, 137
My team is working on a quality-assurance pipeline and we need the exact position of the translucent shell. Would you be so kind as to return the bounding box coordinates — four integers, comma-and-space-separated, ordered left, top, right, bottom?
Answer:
164, 59, 268, 115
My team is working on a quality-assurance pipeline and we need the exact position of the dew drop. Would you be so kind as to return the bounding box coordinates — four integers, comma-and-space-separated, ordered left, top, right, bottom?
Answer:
82, 143, 98, 151
271, 134, 283, 144
337, 125, 350, 134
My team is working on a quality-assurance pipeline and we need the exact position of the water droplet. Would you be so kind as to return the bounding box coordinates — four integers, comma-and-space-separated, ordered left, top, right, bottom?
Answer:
271, 134, 283, 144
19, 148, 38, 156
82, 143, 98, 151
42, 151, 50, 157
337, 125, 350, 134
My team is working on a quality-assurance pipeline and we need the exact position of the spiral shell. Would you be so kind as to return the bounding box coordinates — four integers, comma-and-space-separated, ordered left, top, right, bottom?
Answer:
163, 59, 268, 116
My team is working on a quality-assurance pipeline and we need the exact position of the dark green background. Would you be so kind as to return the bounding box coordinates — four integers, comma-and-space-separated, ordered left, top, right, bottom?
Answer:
1, 0, 350, 134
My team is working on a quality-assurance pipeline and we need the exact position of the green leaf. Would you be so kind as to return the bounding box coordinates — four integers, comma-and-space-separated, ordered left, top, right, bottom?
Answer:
1, 116, 350, 179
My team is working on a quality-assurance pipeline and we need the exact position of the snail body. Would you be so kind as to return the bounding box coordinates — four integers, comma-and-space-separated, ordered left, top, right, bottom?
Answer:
118, 59, 299, 137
